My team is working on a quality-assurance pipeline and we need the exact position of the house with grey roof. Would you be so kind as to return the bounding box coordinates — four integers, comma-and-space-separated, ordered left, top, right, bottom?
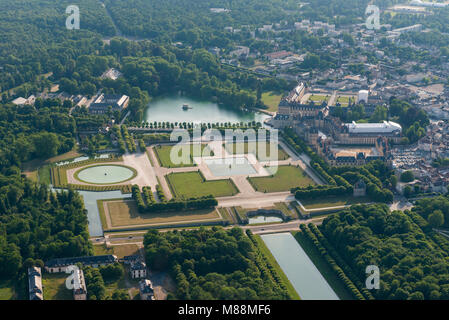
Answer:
45, 255, 118, 273
28, 267, 43, 300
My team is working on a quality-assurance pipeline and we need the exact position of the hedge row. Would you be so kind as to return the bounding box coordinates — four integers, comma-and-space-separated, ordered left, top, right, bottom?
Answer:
142, 186, 155, 206
138, 138, 146, 151
112, 125, 126, 154
132, 185, 146, 212
156, 184, 166, 202
292, 185, 351, 200
65, 184, 132, 193
307, 223, 375, 300
246, 230, 291, 299
282, 128, 329, 171
145, 197, 217, 213
121, 125, 137, 153
311, 161, 336, 185
132, 185, 217, 213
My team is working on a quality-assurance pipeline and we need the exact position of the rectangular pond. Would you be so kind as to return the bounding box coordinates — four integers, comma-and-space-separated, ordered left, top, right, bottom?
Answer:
78, 190, 132, 237
204, 156, 257, 176
261, 232, 339, 300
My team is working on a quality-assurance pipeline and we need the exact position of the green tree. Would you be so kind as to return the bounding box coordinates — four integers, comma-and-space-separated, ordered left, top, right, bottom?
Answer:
428, 210, 444, 228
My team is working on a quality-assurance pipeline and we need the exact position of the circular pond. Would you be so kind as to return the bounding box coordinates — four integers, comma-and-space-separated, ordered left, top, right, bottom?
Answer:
75, 165, 137, 185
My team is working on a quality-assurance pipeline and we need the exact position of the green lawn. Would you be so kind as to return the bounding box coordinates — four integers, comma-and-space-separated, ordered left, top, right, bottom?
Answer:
0, 281, 15, 300
38, 165, 51, 185
261, 91, 283, 112
154, 144, 213, 168
42, 273, 73, 300
225, 142, 289, 161
292, 231, 354, 300
166, 171, 238, 198
308, 94, 329, 103
335, 96, 354, 107
253, 235, 300, 300
300, 196, 371, 209
248, 165, 315, 193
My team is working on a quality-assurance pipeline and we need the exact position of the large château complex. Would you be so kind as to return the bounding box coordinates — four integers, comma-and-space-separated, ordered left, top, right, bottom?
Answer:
270, 83, 403, 166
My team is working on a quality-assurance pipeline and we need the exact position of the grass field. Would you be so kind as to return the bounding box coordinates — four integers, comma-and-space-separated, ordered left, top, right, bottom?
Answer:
38, 165, 51, 184
154, 144, 213, 168
106, 199, 222, 227
335, 96, 355, 107
166, 171, 238, 198
261, 91, 283, 112
308, 94, 329, 103
0, 281, 15, 300
42, 273, 73, 300
253, 235, 300, 300
225, 142, 289, 161
94, 243, 141, 259
248, 165, 315, 192
299, 196, 371, 209
292, 231, 354, 300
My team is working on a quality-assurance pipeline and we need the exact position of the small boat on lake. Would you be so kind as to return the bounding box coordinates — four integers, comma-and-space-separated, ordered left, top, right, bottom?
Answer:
182, 104, 192, 110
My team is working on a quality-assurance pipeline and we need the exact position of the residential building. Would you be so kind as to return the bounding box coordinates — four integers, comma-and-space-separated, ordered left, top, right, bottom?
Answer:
45, 255, 118, 273
28, 267, 43, 300
73, 269, 87, 300
130, 261, 147, 279
139, 279, 155, 300
89, 94, 129, 114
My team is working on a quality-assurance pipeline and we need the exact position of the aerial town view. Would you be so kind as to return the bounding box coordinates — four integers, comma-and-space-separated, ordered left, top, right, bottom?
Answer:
0, 0, 449, 311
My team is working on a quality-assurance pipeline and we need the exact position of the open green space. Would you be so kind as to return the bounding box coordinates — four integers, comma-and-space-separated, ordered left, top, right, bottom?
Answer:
0, 281, 15, 300
308, 94, 329, 103
299, 195, 371, 209
335, 96, 355, 107
166, 171, 238, 198
94, 243, 140, 259
42, 273, 73, 300
154, 144, 213, 168
105, 199, 222, 227
261, 91, 283, 112
253, 235, 301, 300
291, 231, 354, 300
225, 141, 289, 161
248, 165, 315, 192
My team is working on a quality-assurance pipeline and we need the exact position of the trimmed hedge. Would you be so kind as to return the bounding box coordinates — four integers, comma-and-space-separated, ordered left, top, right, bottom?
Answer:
299, 224, 366, 300
307, 223, 375, 300
132, 184, 217, 213
292, 185, 351, 200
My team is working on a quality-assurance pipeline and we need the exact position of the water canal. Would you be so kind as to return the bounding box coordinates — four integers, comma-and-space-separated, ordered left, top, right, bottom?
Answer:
261, 232, 339, 300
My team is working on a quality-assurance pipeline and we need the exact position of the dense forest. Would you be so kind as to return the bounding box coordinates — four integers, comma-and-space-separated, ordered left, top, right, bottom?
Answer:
144, 227, 292, 299
318, 202, 449, 299
0, 178, 92, 278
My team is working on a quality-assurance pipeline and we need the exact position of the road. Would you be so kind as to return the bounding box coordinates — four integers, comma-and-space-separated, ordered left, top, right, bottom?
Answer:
91, 214, 326, 245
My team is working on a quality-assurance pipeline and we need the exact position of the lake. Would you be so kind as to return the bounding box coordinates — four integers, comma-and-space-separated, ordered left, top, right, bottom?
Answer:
261, 233, 339, 300
144, 96, 270, 124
